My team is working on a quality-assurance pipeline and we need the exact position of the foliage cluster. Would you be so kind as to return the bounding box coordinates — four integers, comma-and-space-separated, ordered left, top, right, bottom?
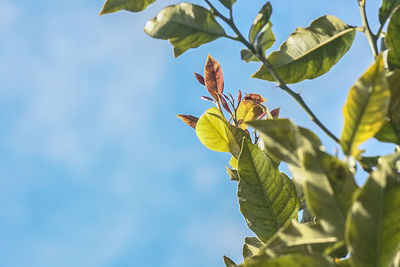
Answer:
100, 0, 400, 266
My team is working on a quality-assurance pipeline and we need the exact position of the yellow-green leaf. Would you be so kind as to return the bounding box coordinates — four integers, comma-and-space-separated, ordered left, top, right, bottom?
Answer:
236, 100, 265, 129
196, 107, 248, 158
252, 15, 355, 84
341, 55, 390, 156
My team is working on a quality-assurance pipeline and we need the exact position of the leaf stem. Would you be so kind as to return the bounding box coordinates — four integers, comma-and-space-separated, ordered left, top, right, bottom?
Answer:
205, 0, 340, 143
358, 0, 379, 57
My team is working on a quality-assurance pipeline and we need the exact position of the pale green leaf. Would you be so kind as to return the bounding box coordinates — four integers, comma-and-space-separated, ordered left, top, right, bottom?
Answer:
241, 253, 335, 267
241, 49, 260, 63
196, 107, 248, 158
346, 153, 400, 267
249, 2, 272, 44
252, 15, 355, 84
100, 0, 155, 15
341, 55, 390, 156
379, 0, 400, 25
144, 3, 226, 57
238, 139, 299, 242
386, 6, 400, 69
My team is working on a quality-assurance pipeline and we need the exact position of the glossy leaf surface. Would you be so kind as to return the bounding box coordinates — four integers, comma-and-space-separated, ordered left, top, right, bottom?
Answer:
341, 55, 390, 156
144, 3, 226, 57
238, 139, 299, 242
204, 55, 224, 99
252, 15, 355, 84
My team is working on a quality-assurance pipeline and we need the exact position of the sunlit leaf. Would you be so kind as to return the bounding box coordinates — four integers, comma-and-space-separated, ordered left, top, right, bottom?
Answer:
252, 15, 355, 84
144, 3, 226, 57
236, 100, 265, 129
238, 139, 299, 242
346, 153, 400, 267
386, 6, 400, 69
341, 55, 390, 156
196, 107, 248, 158
100, 0, 155, 15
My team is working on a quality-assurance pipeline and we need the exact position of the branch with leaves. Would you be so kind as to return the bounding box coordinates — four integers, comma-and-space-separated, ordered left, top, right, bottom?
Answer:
100, 0, 400, 266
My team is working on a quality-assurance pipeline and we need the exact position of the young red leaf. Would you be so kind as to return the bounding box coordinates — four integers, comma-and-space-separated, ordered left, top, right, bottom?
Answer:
270, 107, 280, 118
220, 96, 232, 114
176, 114, 199, 129
200, 96, 215, 103
237, 90, 242, 104
194, 72, 205, 85
244, 93, 267, 104
204, 55, 224, 100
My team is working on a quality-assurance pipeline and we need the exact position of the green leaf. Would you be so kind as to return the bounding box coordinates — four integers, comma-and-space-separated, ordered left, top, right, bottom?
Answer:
144, 3, 226, 57
218, 0, 236, 9
196, 107, 248, 158
249, 2, 272, 44
386, 6, 400, 69
341, 55, 390, 156
242, 22, 276, 63
241, 254, 335, 267
375, 69, 400, 144
238, 139, 299, 242
300, 150, 358, 237
346, 153, 400, 267
379, 0, 400, 25
243, 237, 264, 259
262, 220, 338, 257
223, 256, 238, 267
100, 0, 155, 15
246, 119, 322, 166
252, 15, 355, 84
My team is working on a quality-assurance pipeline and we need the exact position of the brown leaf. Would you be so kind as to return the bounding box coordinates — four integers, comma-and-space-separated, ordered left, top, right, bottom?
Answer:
244, 93, 267, 104
204, 55, 224, 100
238, 90, 242, 104
194, 72, 205, 85
176, 114, 199, 129
220, 96, 232, 114
270, 107, 280, 118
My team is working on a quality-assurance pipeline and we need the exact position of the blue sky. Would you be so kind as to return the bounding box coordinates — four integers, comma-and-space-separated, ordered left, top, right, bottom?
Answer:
0, 0, 396, 266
